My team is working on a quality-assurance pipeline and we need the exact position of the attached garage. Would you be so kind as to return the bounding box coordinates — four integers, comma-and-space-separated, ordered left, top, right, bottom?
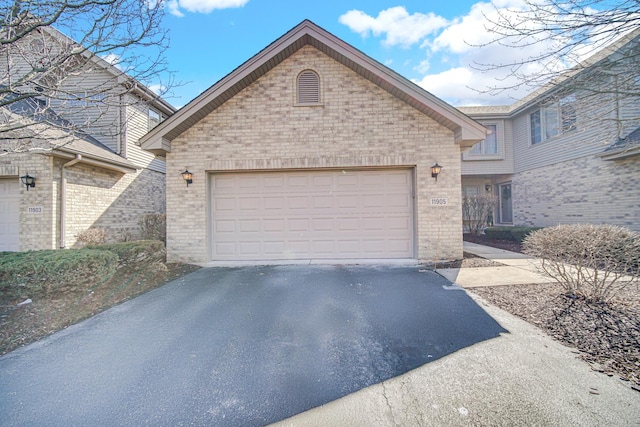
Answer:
0, 178, 20, 252
210, 169, 414, 261
141, 20, 487, 265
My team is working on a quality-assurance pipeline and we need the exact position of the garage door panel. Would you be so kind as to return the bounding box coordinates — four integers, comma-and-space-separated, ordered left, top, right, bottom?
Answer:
215, 220, 236, 233
210, 169, 413, 261
238, 241, 260, 256
214, 198, 236, 211
388, 218, 411, 232
287, 196, 309, 210
289, 218, 309, 232
312, 218, 334, 232
264, 219, 285, 232
0, 179, 19, 252
239, 219, 260, 232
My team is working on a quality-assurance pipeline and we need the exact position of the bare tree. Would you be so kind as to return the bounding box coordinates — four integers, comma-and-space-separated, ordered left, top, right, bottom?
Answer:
471, 0, 640, 146
0, 0, 171, 153
462, 194, 498, 236
475, 0, 640, 94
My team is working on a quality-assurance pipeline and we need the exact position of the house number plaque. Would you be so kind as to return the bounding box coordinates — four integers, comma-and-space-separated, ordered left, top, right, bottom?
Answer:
27, 206, 43, 214
430, 198, 448, 206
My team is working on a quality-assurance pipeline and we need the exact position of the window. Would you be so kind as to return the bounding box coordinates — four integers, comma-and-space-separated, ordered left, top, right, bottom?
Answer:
469, 124, 498, 155
149, 108, 162, 130
530, 93, 576, 145
296, 70, 320, 104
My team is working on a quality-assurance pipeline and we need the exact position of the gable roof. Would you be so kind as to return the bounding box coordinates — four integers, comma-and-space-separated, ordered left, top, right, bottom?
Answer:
599, 126, 640, 160
3, 95, 137, 173
140, 20, 487, 155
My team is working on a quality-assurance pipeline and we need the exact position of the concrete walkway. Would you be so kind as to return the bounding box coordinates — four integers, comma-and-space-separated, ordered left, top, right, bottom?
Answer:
436, 241, 555, 288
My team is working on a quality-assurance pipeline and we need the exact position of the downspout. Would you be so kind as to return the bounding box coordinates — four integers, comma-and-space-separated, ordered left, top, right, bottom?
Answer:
60, 154, 82, 248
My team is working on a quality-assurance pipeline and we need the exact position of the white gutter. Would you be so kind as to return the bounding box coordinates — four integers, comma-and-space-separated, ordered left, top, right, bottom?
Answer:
60, 154, 82, 248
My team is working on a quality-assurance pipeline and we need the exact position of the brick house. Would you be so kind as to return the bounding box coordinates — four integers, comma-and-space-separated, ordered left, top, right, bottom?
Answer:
141, 20, 487, 265
0, 27, 175, 251
460, 29, 640, 232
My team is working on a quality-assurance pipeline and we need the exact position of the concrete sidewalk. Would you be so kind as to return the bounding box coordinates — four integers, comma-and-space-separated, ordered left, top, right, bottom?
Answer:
436, 241, 555, 288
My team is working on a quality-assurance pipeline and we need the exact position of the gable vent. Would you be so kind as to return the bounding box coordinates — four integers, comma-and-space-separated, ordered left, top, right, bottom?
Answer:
297, 70, 320, 104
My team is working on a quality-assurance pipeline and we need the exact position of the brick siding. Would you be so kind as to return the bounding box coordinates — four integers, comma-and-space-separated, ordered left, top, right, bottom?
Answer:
513, 154, 640, 232
166, 45, 464, 264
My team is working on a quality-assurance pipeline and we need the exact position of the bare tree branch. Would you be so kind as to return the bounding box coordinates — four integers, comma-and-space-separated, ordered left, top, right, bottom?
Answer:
0, 0, 172, 154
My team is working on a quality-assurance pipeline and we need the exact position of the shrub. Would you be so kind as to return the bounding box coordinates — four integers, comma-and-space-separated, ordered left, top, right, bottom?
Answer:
462, 195, 498, 235
523, 224, 640, 302
76, 227, 107, 246
484, 226, 514, 241
117, 228, 136, 243
90, 240, 165, 266
139, 214, 166, 243
510, 226, 543, 243
0, 249, 118, 298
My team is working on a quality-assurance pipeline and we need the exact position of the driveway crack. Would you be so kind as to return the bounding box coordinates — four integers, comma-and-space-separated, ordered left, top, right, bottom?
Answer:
381, 381, 398, 426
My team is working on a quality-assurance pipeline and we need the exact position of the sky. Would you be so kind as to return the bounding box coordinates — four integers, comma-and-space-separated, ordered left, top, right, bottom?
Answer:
152, 0, 593, 108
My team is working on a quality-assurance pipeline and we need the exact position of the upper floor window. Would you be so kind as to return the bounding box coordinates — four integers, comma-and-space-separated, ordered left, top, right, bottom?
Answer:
296, 70, 320, 104
469, 124, 498, 155
530, 93, 577, 145
149, 108, 162, 130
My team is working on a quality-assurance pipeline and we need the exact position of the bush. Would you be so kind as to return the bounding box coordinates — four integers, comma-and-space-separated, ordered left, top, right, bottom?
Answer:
523, 224, 640, 302
139, 214, 166, 243
0, 249, 118, 298
76, 227, 107, 246
462, 195, 498, 235
484, 226, 514, 241
510, 227, 543, 243
90, 240, 165, 266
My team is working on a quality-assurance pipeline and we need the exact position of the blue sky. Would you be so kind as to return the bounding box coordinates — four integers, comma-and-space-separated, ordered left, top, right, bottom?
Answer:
154, 0, 591, 108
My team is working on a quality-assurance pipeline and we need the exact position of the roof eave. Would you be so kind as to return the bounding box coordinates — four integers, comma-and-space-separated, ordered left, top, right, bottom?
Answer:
53, 148, 138, 173
598, 146, 640, 160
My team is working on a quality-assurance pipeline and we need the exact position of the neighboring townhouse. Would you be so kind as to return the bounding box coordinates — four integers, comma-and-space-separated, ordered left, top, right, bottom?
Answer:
460, 30, 640, 232
141, 20, 487, 265
0, 26, 175, 251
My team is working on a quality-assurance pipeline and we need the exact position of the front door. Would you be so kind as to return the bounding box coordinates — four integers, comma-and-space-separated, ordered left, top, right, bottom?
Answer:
499, 183, 513, 224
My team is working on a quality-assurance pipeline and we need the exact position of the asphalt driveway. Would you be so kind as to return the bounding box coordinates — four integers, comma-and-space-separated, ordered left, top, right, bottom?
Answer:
0, 265, 505, 426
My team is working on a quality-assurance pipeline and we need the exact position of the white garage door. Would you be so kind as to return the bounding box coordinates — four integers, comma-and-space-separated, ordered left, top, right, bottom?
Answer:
210, 169, 414, 261
0, 179, 20, 252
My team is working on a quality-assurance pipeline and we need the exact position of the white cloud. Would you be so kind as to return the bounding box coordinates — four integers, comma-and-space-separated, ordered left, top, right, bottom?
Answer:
414, 67, 529, 106
339, 7, 448, 48
147, 84, 167, 95
167, 0, 184, 17
414, 59, 430, 74
341, 1, 624, 105
168, 0, 248, 17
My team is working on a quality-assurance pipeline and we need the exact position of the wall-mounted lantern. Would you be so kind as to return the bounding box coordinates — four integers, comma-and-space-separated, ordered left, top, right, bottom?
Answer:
20, 173, 36, 191
430, 163, 442, 182
181, 169, 193, 187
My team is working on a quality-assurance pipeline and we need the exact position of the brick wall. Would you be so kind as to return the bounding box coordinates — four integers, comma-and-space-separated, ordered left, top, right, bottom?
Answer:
513, 154, 640, 232
0, 152, 165, 251
166, 45, 463, 264
0, 153, 56, 251
57, 159, 166, 247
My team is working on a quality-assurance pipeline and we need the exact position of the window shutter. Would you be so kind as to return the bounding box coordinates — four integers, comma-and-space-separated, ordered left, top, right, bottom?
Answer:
297, 70, 320, 104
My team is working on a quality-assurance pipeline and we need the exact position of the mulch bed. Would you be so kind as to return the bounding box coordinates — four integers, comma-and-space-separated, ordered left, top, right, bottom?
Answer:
463, 233, 523, 253
472, 283, 640, 391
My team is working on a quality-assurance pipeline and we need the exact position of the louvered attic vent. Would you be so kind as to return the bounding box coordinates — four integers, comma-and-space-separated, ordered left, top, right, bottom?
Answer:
297, 70, 320, 104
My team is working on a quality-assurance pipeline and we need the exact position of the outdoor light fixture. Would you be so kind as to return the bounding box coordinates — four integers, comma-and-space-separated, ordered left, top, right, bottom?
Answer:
20, 173, 36, 191
181, 169, 193, 187
431, 163, 442, 181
